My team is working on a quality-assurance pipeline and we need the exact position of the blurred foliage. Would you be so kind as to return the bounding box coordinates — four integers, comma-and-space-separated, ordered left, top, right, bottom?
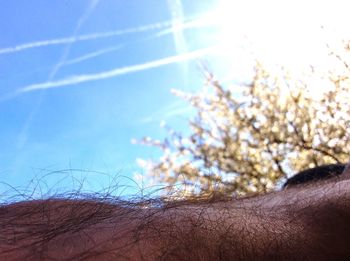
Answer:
136, 41, 350, 197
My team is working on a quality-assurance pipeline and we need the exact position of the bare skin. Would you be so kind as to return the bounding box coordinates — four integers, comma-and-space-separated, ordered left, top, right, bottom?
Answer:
1, 164, 350, 260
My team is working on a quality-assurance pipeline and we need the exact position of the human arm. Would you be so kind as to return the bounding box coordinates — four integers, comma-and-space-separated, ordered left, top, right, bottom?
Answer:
2, 172, 350, 260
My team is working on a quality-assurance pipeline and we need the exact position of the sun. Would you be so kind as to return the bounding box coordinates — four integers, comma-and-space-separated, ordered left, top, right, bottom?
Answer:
190, 0, 350, 97
211, 1, 348, 69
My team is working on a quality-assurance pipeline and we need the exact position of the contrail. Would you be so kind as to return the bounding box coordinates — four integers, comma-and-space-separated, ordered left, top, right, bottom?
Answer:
17, 46, 218, 93
47, 0, 101, 79
155, 16, 216, 38
166, 0, 189, 85
167, 0, 188, 54
16, 0, 101, 151
0, 20, 173, 56
63, 45, 123, 66
75, 0, 100, 32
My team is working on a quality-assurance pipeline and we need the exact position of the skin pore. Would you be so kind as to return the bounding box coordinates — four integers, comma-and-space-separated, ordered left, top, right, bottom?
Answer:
1, 164, 350, 260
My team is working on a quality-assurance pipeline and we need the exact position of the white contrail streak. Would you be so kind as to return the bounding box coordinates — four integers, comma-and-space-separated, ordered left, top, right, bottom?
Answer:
166, 0, 190, 87
18, 46, 218, 93
0, 20, 172, 55
47, 0, 101, 79
75, 0, 100, 31
63, 45, 123, 66
167, 0, 188, 55
155, 17, 216, 38
16, 0, 101, 150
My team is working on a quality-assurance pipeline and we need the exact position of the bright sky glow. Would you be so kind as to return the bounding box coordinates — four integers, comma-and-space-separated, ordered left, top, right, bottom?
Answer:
1, 0, 349, 198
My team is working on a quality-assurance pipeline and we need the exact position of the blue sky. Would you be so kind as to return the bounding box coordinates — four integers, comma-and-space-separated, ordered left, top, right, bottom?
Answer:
0, 0, 349, 198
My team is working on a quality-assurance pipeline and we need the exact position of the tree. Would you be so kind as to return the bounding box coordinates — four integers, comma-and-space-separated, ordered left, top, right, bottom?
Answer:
136, 41, 350, 197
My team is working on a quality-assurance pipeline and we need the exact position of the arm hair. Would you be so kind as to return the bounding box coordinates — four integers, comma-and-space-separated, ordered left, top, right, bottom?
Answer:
1, 177, 350, 260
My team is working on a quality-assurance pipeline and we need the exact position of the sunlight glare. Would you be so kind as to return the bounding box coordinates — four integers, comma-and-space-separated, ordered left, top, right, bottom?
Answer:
202, 0, 350, 96
207, 0, 350, 71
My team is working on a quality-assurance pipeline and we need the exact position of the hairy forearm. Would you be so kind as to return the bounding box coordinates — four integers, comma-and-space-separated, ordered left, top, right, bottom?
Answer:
2, 178, 350, 260
154, 197, 306, 260
152, 178, 350, 260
